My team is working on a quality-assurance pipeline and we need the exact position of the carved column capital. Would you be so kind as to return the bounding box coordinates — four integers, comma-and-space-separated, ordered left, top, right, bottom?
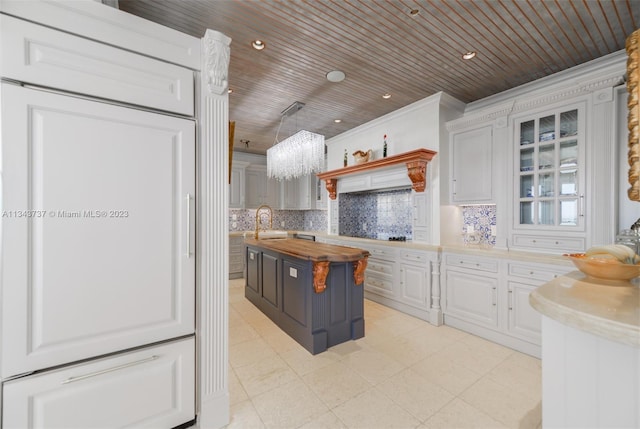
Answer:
203, 29, 231, 95
325, 178, 337, 200
312, 261, 330, 294
406, 160, 427, 192
353, 257, 368, 285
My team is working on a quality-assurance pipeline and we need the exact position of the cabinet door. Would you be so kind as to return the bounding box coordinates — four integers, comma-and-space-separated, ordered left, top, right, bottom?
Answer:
1, 85, 195, 378
444, 270, 498, 329
297, 175, 312, 209
281, 179, 298, 209
245, 167, 268, 209
507, 281, 541, 343
3, 338, 195, 429
229, 165, 246, 208
451, 125, 493, 203
399, 264, 428, 309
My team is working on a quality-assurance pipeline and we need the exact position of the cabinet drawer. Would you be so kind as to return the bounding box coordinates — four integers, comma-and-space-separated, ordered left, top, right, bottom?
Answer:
400, 249, 429, 265
366, 258, 395, 276
365, 274, 394, 297
230, 261, 244, 273
366, 246, 397, 260
3, 337, 195, 429
511, 234, 585, 252
445, 254, 499, 273
508, 262, 571, 283
1, 15, 194, 116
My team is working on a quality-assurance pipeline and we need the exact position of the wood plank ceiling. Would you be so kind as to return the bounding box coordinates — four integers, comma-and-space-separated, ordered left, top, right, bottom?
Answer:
119, 0, 639, 155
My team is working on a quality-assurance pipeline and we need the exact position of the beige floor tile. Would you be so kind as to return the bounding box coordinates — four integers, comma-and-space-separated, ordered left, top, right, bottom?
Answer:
486, 354, 541, 402
279, 344, 342, 376
332, 388, 421, 429
224, 400, 265, 429
434, 340, 511, 375
261, 328, 303, 354
229, 322, 261, 346
233, 354, 299, 398
301, 361, 372, 409
251, 378, 329, 429
369, 330, 448, 366
298, 411, 347, 429
229, 337, 277, 369
377, 368, 455, 422
410, 352, 483, 396
228, 367, 249, 405
422, 398, 508, 429
459, 377, 541, 428
340, 343, 406, 385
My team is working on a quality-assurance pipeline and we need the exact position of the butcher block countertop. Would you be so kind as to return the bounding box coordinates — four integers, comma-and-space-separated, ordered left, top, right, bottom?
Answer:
244, 238, 370, 262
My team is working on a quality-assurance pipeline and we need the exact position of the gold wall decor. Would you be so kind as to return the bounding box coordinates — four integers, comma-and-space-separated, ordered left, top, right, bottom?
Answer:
626, 29, 640, 202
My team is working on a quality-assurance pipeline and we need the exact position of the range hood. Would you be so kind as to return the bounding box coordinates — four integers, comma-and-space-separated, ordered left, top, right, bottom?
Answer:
317, 148, 437, 199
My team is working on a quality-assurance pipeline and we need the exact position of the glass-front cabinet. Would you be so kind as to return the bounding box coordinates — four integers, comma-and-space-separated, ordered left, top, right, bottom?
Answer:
511, 102, 586, 253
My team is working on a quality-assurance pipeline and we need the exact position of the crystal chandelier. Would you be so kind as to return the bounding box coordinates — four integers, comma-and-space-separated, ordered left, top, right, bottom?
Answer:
267, 101, 325, 181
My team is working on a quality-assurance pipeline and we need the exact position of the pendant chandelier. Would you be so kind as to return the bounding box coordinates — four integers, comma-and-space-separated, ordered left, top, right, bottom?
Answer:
267, 101, 325, 181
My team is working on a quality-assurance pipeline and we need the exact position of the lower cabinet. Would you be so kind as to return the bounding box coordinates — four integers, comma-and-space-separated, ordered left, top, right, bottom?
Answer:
443, 251, 571, 357
2, 337, 195, 429
229, 235, 244, 279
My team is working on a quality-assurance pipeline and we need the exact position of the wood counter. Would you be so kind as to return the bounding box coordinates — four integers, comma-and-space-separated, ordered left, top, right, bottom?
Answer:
244, 239, 370, 354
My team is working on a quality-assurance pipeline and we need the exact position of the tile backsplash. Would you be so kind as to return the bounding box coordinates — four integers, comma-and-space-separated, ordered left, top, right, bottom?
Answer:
229, 209, 327, 232
339, 189, 413, 240
462, 204, 497, 245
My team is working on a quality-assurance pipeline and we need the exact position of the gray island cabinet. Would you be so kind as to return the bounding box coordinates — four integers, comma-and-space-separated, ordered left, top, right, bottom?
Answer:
244, 238, 370, 354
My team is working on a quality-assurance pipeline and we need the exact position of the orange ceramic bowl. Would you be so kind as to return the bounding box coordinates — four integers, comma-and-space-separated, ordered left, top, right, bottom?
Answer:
565, 253, 640, 281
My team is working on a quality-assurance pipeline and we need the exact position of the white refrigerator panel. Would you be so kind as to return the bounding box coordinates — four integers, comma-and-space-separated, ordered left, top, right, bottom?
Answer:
1, 84, 195, 378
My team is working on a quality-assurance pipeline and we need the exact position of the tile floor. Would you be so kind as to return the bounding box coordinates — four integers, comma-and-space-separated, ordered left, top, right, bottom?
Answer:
226, 278, 542, 429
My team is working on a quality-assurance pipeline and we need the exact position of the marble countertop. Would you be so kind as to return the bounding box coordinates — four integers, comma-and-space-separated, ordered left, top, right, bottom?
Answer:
530, 271, 640, 347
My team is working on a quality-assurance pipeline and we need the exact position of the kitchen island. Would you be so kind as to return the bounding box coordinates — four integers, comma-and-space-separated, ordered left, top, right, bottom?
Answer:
244, 238, 370, 354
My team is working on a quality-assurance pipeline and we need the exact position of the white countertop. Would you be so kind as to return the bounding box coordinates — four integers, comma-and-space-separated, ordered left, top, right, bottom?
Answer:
530, 271, 640, 347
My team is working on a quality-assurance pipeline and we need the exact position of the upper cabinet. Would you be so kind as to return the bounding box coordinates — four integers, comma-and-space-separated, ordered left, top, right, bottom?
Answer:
511, 102, 586, 253
450, 125, 493, 203
245, 165, 280, 209
229, 161, 248, 209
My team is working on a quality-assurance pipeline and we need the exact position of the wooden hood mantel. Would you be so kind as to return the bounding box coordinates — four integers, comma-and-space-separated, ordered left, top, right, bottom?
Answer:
317, 148, 437, 199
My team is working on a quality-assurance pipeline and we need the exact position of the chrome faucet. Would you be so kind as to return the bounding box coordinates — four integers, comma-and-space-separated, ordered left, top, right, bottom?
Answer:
255, 204, 273, 239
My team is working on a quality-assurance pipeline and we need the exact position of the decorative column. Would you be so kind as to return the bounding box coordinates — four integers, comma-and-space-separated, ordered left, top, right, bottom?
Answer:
429, 255, 443, 326
198, 28, 231, 429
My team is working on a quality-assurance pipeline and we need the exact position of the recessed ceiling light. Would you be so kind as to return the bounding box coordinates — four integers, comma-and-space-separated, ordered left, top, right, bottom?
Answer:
334, 119, 342, 123
462, 51, 476, 60
409, 9, 420, 16
251, 40, 266, 50
228, 88, 233, 94
326, 70, 346, 82
382, 93, 391, 99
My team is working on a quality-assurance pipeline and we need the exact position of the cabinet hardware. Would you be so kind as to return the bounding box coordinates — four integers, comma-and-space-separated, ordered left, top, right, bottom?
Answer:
61, 355, 160, 385
452, 179, 457, 195
186, 193, 192, 257
492, 287, 497, 306
579, 194, 585, 217
508, 290, 513, 310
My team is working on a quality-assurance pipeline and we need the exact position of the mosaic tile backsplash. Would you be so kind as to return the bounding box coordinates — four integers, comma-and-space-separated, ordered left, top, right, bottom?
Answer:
229, 209, 328, 232
339, 189, 413, 240
462, 204, 497, 246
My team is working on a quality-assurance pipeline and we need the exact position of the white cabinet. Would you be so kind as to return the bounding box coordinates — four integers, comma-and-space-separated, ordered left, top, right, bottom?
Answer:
511, 102, 586, 253
281, 175, 312, 209
398, 249, 432, 311
505, 261, 570, 344
450, 125, 493, 203
443, 254, 499, 330
245, 165, 280, 209
3, 337, 195, 429
229, 234, 244, 279
412, 193, 429, 243
229, 161, 249, 209
313, 174, 328, 210
1, 84, 195, 378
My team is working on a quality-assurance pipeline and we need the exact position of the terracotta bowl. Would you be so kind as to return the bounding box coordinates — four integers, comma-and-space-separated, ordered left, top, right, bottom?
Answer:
565, 253, 640, 281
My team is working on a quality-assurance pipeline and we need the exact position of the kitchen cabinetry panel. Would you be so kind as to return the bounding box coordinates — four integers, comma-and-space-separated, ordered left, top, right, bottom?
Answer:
229, 235, 244, 279
399, 264, 428, 308
1, 84, 195, 379
1, 15, 194, 116
451, 125, 493, 203
507, 281, 542, 343
229, 162, 249, 209
3, 337, 195, 429
245, 165, 280, 209
444, 270, 498, 329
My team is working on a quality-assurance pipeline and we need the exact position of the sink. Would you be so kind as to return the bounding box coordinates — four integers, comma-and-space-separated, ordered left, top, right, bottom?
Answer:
244, 230, 289, 239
